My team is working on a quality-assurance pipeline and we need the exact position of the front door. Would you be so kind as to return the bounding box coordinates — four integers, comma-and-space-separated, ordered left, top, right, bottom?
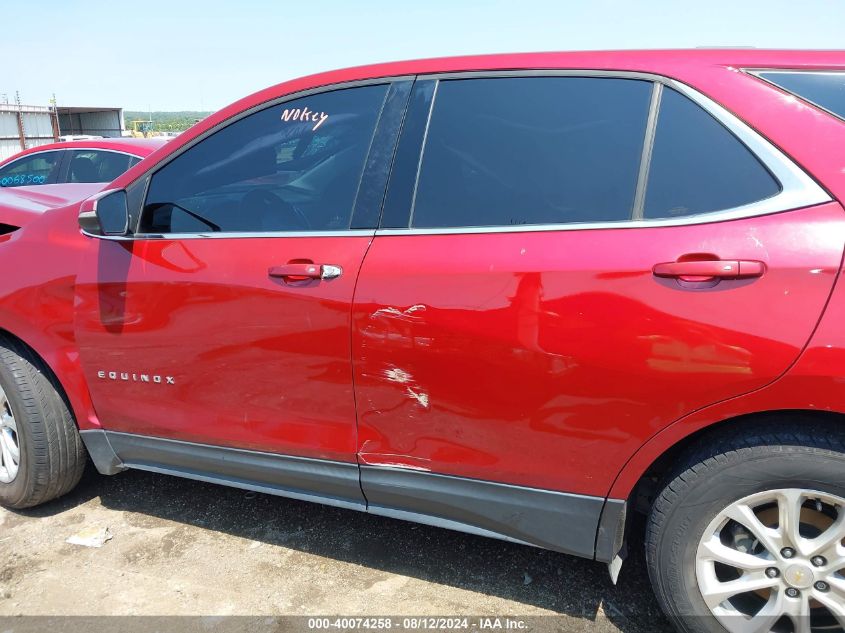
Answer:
75, 82, 398, 474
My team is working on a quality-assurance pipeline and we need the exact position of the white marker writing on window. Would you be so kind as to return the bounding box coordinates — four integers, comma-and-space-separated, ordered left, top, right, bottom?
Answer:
280, 107, 329, 131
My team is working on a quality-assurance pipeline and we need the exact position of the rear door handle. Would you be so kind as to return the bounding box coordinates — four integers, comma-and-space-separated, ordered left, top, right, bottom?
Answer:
268, 263, 342, 281
652, 260, 765, 280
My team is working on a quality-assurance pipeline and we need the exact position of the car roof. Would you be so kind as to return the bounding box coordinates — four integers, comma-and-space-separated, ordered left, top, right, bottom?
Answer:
173, 48, 845, 147
106, 48, 845, 192
219, 49, 845, 109
0, 137, 168, 166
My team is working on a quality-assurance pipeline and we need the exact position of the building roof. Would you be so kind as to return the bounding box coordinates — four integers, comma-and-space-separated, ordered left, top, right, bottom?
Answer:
55, 106, 123, 115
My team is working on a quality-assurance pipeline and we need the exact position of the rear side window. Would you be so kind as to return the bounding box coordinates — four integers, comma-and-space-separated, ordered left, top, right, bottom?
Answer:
410, 77, 652, 228
643, 88, 781, 219
141, 84, 389, 234
68, 150, 134, 184
0, 151, 62, 187
754, 71, 845, 120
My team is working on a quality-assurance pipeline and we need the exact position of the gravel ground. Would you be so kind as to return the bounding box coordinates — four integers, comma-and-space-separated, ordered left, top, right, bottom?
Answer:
0, 467, 673, 632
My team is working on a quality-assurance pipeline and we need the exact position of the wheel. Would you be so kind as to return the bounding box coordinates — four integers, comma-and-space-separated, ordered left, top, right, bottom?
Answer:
0, 337, 86, 509
646, 420, 845, 633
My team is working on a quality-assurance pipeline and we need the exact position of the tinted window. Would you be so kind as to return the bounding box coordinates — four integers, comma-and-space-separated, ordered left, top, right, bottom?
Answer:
644, 88, 780, 219
0, 151, 62, 187
142, 85, 389, 234
68, 150, 134, 184
756, 71, 845, 120
410, 77, 652, 228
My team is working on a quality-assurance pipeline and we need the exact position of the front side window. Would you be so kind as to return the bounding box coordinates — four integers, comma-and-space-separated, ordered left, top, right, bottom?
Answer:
0, 151, 62, 188
410, 77, 653, 228
68, 150, 135, 184
643, 88, 781, 219
141, 84, 389, 234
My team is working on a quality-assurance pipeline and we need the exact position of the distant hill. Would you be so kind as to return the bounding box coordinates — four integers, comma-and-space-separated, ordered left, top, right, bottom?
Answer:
124, 111, 213, 132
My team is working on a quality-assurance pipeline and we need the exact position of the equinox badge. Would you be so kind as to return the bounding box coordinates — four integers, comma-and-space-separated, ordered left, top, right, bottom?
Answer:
97, 371, 175, 385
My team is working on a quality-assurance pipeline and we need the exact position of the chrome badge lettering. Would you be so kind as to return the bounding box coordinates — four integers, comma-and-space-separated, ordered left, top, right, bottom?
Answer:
280, 107, 328, 131
97, 370, 175, 385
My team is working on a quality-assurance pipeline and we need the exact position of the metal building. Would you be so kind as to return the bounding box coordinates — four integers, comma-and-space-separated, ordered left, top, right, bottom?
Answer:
0, 103, 59, 160
0, 103, 125, 160
56, 106, 124, 138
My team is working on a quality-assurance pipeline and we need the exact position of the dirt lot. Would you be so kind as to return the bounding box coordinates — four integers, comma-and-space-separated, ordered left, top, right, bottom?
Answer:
0, 467, 672, 632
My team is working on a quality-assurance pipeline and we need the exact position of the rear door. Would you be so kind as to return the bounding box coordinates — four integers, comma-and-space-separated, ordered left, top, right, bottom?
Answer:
74, 81, 410, 504
351, 75, 842, 550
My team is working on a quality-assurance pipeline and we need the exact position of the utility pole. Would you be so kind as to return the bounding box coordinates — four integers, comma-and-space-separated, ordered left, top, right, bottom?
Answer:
49, 93, 60, 141
15, 91, 25, 150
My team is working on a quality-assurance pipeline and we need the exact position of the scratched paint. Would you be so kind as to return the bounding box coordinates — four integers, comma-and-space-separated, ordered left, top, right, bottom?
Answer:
406, 387, 430, 409
383, 367, 413, 384
371, 305, 427, 320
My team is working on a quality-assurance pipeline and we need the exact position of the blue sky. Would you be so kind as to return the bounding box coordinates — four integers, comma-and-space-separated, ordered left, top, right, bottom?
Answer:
4, 0, 844, 111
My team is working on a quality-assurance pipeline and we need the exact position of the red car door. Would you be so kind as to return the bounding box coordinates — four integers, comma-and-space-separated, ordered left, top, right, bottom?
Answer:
74, 81, 409, 507
351, 76, 842, 553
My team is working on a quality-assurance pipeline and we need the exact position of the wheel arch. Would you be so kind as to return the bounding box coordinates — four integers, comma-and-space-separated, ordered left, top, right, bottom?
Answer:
618, 408, 845, 515
0, 320, 99, 432
596, 407, 845, 575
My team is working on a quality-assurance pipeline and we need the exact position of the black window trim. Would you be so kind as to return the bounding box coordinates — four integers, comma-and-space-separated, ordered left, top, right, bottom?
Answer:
407, 79, 441, 229
350, 80, 414, 229
120, 76, 415, 241
378, 79, 438, 229
376, 69, 829, 236
745, 68, 845, 123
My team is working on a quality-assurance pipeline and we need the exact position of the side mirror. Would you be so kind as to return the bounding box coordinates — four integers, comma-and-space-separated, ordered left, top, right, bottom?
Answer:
78, 189, 130, 237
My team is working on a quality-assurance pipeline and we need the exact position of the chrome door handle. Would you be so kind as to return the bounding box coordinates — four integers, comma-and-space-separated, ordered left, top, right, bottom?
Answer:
268, 263, 342, 282
320, 265, 343, 280
653, 259, 765, 281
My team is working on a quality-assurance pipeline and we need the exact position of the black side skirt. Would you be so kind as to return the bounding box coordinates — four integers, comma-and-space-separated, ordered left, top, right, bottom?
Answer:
80, 430, 625, 562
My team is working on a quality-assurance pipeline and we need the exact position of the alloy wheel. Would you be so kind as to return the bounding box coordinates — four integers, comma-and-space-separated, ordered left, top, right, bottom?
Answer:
0, 383, 20, 483
696, 488, 845, 633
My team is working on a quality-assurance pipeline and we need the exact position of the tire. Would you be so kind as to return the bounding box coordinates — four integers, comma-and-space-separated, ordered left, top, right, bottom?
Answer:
0, 336, 86, 509
645, 418, 845, 633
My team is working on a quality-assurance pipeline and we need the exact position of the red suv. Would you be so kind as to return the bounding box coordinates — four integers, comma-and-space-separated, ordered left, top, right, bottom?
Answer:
1, 50, 844, 633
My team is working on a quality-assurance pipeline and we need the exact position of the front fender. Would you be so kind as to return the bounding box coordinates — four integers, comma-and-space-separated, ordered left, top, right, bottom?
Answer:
0, 205, 101, 430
